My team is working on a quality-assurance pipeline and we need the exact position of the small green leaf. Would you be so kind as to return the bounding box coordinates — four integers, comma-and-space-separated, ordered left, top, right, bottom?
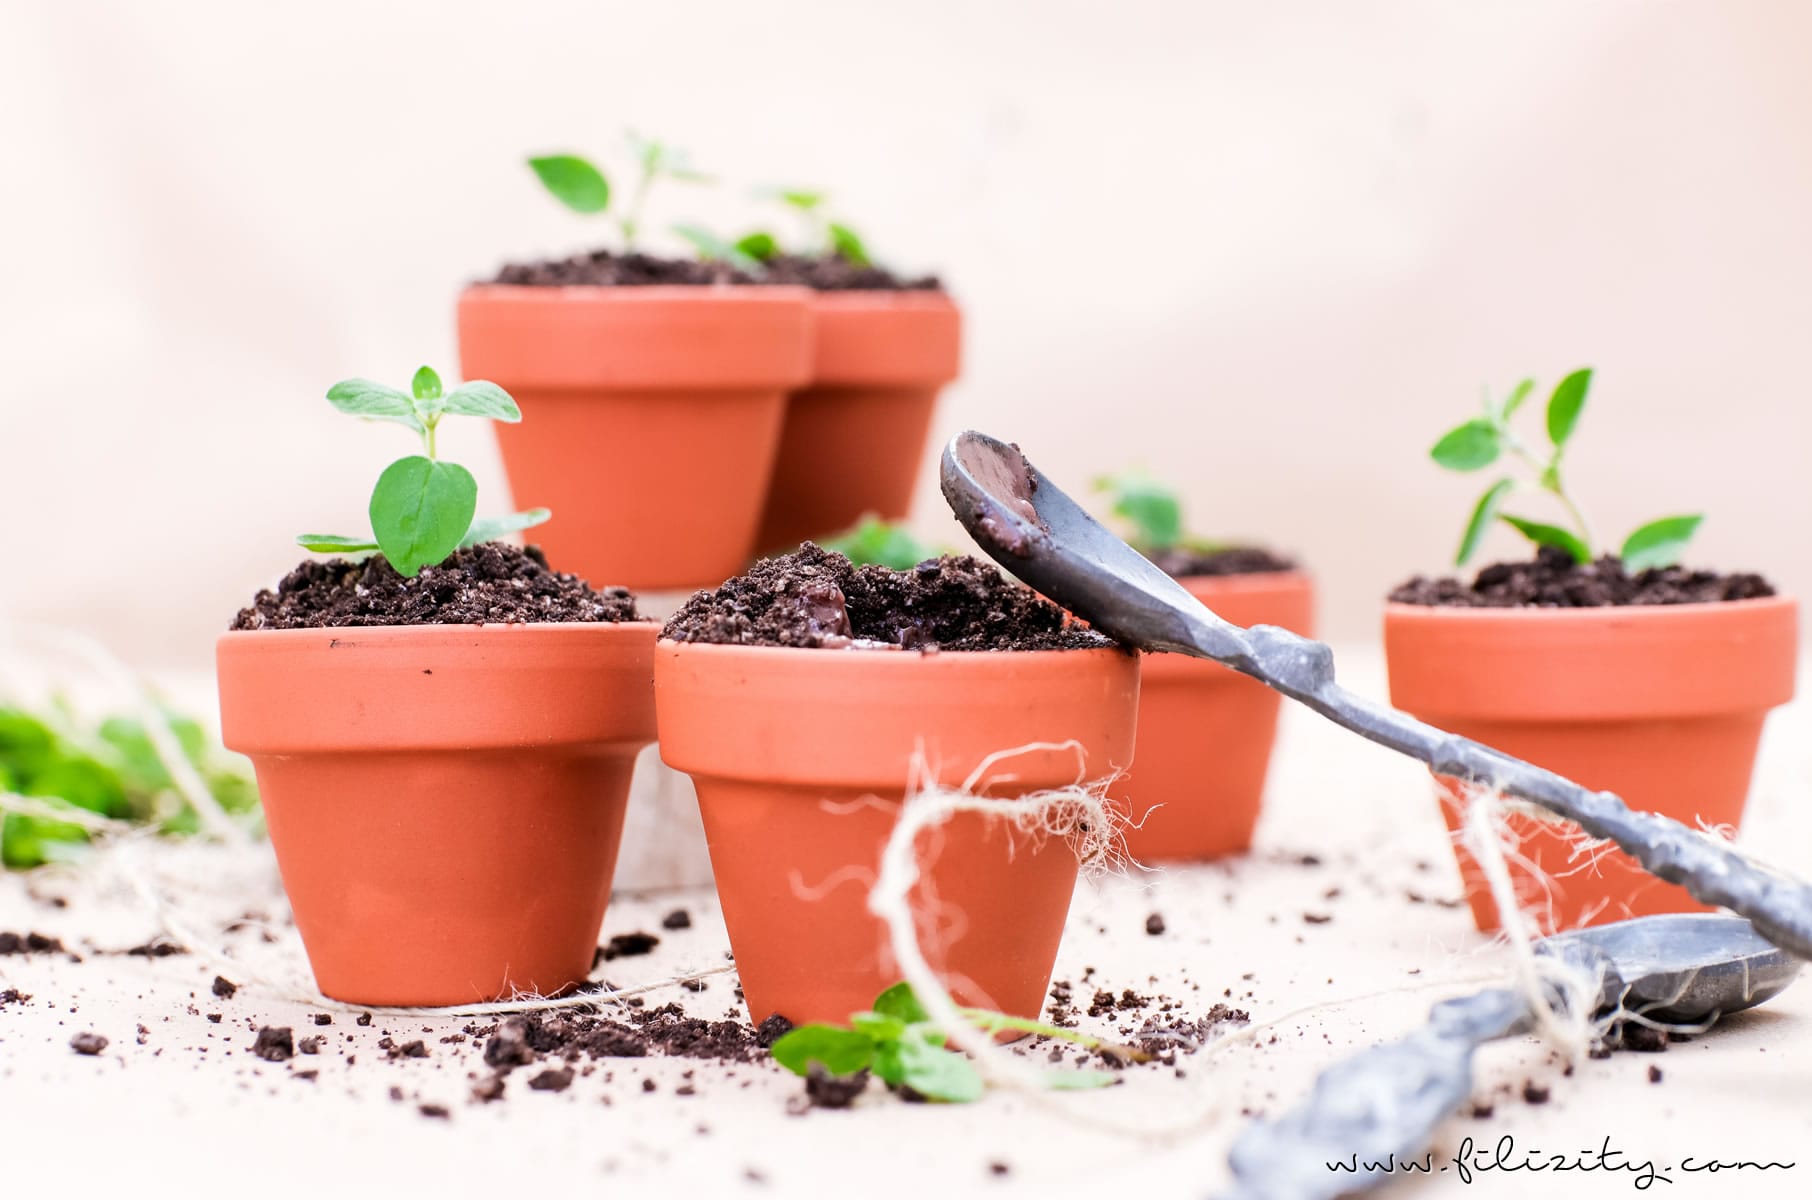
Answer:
778, 188, 825, 210
734, 231, 780, 262
849, 1011, 907, 1041
828, 222, 870, 267
770, 1025, 876, 1077
1094, 473, 1183, 550
1499, 378, 1535, 421
296, 534, 380, 555
369, 456, 478, 577
326, 379, 424, 435
671, 224, 763, 274
459, 508, 552, 549
1546, 367, 1592, 448
821, 518, 940, 570
871, 982, 932, 1025
439, 380, 521, 423
1429, 419, 1502, 472
1456, 479, 1515, 566
1621, 514, 1703, 572
1042, 1069, 1121, 1091
872, 1035, 983, 1103
1500, 514, 1591, 564
411, 366, 442, 402
528, 154, 610, 214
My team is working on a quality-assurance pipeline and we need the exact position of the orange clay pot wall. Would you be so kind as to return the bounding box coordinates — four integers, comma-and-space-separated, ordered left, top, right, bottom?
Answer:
1384, 596, 1797, 934
754, 292, 960, 553
1113, 572, 1314, 861
217, 623, 658, 1005
654, 643, 1138, 1026
458, 286, 813, 591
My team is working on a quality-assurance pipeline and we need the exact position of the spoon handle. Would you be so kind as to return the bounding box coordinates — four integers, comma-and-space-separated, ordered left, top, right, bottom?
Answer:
1184, 613, 1812, 961
1221, 988, 1531, 1200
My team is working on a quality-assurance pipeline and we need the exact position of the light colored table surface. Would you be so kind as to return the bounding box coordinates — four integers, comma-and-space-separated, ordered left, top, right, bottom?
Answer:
3, 649, 1807, 1199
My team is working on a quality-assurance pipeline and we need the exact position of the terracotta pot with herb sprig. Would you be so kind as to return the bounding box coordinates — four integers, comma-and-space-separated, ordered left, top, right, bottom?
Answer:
733, 194, 961, 553
1386, 369, 1797, 934
458, 139, 812, 593
216, 369, 656, 1005
653, 544, 1137, 1027
1092, 475, 1313, 861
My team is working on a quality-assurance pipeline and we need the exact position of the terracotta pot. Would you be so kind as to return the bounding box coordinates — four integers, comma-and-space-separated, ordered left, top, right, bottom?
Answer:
654, 643, 1138, 1025
217, 623, 658, 1005
458, 286, 813, 591
1113, 571, 1314, 861
1384, 597, 1797, 933
753, 291, 961, 553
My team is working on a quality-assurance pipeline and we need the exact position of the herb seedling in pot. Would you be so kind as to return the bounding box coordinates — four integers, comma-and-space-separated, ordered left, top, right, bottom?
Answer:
1092, 472, 1309, 861
1430, 368, 1702, 570
817, 517, 944, 571
734, 187, 872, 268
297, 367, 548, 575
771, 982, 1129, 1104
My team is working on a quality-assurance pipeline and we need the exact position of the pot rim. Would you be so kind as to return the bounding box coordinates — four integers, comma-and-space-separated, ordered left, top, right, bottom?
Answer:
460, 282, 815, 305
1383, 592, 1796, 625
1174, 568, 1313, 594
654, 637, 1132, 667
219, 620, 656, 645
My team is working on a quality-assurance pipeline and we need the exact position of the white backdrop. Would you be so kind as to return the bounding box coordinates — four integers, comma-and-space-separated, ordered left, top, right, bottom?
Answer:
4, 0, 1810, 669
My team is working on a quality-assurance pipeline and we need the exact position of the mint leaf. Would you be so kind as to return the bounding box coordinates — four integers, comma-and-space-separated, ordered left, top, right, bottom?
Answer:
1095, 473, 1183, 550
326, 379, 424, 435
828, 222, 870, 266
529, 154, 610, 214
735, 231, 780, 262
1429, 419, 1502, 472
871, 982, 932, 1025
296, 534, 380, 555
771, 1025, 875, 1077
439, 381, 521, 423
1546, 367, 1592, 448
671, 224, 763, 274
459, 508, 551, 549
872, 1035, 983, 1103
1621, 514, 1703, 572
1496, 378, 1535, 421
821, 518, 939, 570
1500, 514, 1592, 564
369, 456, 477, 577
1456, 479, 1514, 566
411, 366, 442, 402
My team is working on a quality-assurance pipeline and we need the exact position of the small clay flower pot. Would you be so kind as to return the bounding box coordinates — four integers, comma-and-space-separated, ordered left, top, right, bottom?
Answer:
753, 291, 961, 553
654, 642, 1138, 1026
1385, 596, 1797, 933
217, 623, 657, 1005
458, 286, 813, 591
1113, 571, 1314, 861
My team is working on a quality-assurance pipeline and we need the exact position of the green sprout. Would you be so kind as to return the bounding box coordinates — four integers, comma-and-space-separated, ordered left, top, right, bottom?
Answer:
1092, 471, 1232, 558
528, 132, 721, 254
819, 517, 945, 570
297, 367, 549, 577
1430, 369, 1703, 569
734, 187, 872, 266
770, 982, 1132, 1104
2, 703, 259, 869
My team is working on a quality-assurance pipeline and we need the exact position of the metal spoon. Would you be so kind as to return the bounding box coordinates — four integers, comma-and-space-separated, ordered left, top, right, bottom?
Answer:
938, 430, 1812, 960
1221, 913, 1802, 1200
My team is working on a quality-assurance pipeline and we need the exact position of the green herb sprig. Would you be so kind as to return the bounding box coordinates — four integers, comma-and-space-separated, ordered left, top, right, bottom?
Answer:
297, 367, 548, 577
529, 132, 733, 259
771, 982, 1132, 1104
1092, 471, 1233, 559
1, 703, 259, 869
1430, 369, 1703, 569
819, 517, 944, 570
734, 187, 871, 267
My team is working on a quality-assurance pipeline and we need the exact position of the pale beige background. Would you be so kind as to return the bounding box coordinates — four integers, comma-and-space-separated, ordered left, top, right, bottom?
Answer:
4, 0, 1811, 670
